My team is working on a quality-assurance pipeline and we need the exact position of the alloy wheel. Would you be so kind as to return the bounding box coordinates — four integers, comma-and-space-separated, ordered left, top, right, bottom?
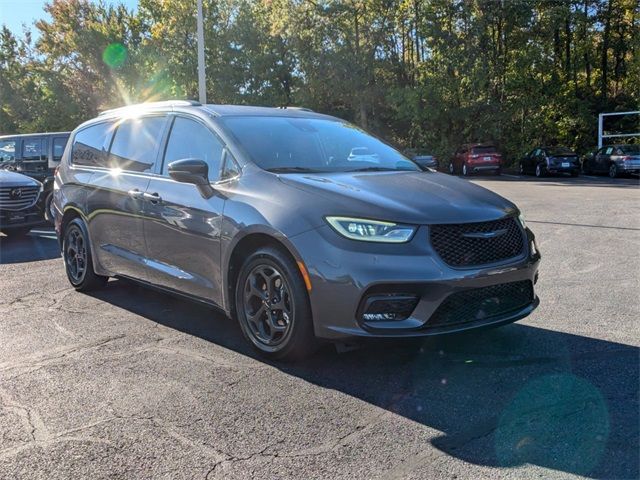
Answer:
463, 164, 468, 176
242, 264, 294, 347
609, 164, 618, 178
65, 225, 87, 284
449, 163, 454, 174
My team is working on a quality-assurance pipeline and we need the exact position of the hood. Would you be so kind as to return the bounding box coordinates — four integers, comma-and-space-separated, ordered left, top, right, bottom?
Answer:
278, 170, 518, 225
0, 169, 42, 187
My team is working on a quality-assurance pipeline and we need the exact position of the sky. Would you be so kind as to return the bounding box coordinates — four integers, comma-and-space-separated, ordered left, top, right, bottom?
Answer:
0, 0, 138, 37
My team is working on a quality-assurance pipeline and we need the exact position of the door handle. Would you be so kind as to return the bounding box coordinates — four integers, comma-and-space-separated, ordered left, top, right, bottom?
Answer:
128, 189, 144, 199
143, 192, 162, 204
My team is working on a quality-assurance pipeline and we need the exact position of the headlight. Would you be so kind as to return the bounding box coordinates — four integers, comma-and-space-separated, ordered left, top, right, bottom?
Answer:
518, 212, 526, 229
325, 216, 416, 243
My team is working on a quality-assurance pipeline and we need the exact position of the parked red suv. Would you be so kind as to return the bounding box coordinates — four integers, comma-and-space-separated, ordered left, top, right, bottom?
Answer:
449, 144, 502, 176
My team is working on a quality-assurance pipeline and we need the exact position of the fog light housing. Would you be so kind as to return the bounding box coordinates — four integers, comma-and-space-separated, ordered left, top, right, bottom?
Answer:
360, 294, 419, 322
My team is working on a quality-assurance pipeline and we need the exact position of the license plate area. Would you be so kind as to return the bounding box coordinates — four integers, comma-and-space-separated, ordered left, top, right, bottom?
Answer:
483, 156, 492, 161
8, 213, 26, 223
561, 162, 570, 167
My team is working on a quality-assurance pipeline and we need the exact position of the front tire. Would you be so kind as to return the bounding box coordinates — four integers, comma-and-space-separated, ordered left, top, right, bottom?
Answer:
519, 163, 525, 175
535, 164, 545, 178
235, 246, 316, 361
62, 218, 108, 291
448, 162, 455, 175
462, 163, 470, 176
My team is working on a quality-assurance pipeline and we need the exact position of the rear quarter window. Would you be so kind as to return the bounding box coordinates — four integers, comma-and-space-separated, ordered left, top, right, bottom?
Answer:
72, 122, 116, 167
53, 137, 69, 162
0, 139, 16, 162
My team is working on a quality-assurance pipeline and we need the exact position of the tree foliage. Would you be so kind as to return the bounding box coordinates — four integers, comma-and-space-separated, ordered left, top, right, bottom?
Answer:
1, 0, 638, 163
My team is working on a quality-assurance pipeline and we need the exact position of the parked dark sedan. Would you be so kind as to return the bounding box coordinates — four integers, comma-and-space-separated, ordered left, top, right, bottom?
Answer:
54, 101, 540, 360
582, 144, 640, 177
519, 146, 580, 177
0, 169, 44, 236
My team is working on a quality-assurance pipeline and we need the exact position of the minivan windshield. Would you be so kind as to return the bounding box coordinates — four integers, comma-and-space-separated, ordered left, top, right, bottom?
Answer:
219, 116, 420, 173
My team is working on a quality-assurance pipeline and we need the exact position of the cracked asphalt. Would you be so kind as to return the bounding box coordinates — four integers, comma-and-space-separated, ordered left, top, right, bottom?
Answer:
0, 174, 638, 479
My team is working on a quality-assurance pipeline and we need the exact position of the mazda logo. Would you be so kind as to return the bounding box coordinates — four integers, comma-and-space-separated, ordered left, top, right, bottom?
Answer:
9, 188, 23, 199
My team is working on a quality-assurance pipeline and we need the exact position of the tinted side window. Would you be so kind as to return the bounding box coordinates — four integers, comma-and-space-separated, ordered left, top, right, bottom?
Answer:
605, 147, 613, 155
53, 137, 68, 162
22, 138, 43, 160
73, 122, 115, 167
0, 139, 16, 163
109, 116, 166, 172
163, 117, 224, 181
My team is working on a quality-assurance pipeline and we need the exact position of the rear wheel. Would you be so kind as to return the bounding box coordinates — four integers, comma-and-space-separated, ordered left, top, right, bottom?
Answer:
609, 163, 619, 178
462, 163, 470, 176
448, 162, 455, 175
235, 246, 316, 361
535, 164, 545, 178
519, 163, 525, 175
62, 218, 108, 291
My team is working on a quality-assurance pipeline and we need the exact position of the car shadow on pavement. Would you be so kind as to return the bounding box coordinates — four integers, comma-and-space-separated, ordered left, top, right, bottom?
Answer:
88, 279, 639, 480
0, 228, 60, 264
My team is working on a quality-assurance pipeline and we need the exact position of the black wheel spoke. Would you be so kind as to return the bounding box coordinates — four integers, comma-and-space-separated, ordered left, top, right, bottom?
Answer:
65, 226, 88, 283
242, 264, 294, 347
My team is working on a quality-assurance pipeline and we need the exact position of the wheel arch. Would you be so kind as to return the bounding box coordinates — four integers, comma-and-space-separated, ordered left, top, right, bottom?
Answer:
223, 227, 308, 318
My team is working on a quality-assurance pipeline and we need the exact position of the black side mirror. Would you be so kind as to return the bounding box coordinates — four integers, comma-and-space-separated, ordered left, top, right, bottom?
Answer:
168, 158, 214, 198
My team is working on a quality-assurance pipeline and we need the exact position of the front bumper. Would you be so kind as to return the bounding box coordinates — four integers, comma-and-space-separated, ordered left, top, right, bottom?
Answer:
0, 208, 46, 230
291, 224, 540, 340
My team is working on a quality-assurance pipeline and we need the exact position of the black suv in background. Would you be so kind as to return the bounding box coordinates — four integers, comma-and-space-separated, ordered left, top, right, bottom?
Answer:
582, 144, 640, 178
519, 146, 580, 177
0, 132, 70, 222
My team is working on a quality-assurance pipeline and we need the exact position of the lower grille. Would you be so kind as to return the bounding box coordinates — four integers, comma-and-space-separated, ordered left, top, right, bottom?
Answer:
430, 217, 525, 267
0, 186, 40, 211
427, 280, 533, 328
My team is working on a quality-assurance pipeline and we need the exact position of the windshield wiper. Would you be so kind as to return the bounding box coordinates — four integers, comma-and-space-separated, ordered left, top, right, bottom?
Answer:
265, 167, 324, 173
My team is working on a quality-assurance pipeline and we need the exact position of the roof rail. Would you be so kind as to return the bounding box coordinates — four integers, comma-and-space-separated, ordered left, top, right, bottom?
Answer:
99, 100, 201, 116
276, 106, 314, 112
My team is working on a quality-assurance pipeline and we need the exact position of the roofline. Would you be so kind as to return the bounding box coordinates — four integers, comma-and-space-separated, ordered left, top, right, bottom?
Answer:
98, 100, 202, 116
0, 131, 71, 139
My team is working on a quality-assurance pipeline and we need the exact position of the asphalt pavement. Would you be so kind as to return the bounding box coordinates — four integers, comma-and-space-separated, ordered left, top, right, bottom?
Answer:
0, 174, 638, 479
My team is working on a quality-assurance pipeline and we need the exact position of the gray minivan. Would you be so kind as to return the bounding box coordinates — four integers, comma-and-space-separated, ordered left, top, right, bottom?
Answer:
53, 101, 540, 360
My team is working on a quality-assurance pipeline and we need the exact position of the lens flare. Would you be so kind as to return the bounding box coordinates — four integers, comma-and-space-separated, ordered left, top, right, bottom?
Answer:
103, 43, 128, 69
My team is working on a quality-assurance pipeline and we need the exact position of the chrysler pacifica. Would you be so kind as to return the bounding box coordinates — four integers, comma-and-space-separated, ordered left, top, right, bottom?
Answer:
53, 101, 540, 360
